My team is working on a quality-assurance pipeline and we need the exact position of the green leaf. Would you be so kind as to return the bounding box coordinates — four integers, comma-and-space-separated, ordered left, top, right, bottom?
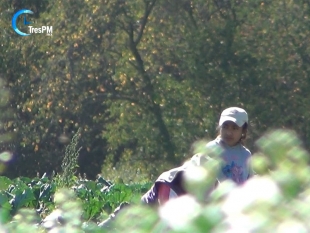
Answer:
0, 176, 12, 190
10, 188, 36, 211
0, 192, 11, 212
39, 183, 54, 202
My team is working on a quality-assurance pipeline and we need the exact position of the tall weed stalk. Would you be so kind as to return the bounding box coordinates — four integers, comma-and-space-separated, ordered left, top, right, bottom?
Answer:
55, 128, 82, 188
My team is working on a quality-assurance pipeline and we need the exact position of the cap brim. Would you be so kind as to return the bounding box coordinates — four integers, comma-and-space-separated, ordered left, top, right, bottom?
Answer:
219, 116, 243, 127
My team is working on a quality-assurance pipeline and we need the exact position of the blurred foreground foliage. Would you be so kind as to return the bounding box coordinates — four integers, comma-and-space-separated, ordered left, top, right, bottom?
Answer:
1, 0, 310, 182
1, 129, 310, 232
113, 129, 310, 232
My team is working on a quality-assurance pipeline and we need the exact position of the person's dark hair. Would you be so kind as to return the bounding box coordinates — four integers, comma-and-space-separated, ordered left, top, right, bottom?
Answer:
240, 122, 248, 145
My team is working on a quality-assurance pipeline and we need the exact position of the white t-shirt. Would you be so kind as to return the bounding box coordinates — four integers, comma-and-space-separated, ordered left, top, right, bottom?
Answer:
206, 137, 252, 184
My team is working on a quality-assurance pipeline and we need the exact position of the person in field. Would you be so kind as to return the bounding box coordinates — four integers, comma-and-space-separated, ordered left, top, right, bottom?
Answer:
202, 107, 253, 185
140, 154, 217, 205
141, 107, 254, 205
140, 164, 187, 205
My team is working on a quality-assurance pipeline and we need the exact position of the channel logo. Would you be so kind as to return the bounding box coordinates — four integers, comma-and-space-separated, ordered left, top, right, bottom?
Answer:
12, 9, 52, 36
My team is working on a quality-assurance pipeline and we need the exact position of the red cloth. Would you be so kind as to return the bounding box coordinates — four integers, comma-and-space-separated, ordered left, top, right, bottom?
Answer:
157, 183, 171, 204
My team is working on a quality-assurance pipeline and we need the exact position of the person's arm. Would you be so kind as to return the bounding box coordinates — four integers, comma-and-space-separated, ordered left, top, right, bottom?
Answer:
157, 183, 171, 205
247, 154, 256, 179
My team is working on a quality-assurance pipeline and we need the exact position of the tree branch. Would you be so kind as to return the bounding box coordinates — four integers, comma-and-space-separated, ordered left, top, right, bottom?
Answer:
213, 0, 228, 20
127, 17, 176, 162
109, 50, 139, 70
134, 0, 157, 45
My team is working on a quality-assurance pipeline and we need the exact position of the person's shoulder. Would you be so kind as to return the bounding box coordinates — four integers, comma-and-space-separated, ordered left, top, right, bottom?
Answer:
241, 145, 252, 156
205, 138, 225, 156
206, 138, 221, 148
190, 153, 213, 166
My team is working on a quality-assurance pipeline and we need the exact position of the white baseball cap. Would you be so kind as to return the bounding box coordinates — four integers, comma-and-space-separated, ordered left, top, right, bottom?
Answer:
219, 107, 248, 127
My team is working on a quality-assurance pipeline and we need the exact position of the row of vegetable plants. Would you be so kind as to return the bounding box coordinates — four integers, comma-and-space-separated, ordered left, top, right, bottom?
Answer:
0, 174, 151, 225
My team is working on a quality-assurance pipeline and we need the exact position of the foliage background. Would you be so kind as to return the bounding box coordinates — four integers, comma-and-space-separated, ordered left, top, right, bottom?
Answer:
0, 0, 309, 182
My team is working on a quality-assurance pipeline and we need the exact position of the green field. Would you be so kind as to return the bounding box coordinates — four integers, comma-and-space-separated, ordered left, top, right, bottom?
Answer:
0, 174, 151, 232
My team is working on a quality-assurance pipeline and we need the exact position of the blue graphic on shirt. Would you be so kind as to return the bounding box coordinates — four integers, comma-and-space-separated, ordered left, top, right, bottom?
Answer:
222, 161, 244, 184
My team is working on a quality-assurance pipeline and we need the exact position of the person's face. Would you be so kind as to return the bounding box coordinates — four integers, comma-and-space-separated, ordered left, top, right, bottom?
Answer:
220, 121, 243, 146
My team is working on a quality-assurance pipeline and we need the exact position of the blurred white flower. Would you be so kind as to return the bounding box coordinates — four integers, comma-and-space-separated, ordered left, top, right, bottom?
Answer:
159, 195, 201, 231
277, 220, 307, 233
42, 209, 63, 229
222, 176, 281, 216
